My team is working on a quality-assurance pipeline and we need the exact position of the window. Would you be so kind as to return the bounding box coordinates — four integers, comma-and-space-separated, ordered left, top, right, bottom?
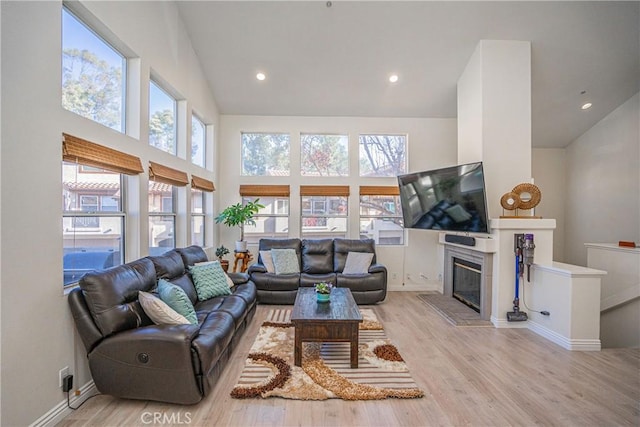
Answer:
300, 186, 349, 239
359, 134, 407, 177
191, 115, 206, 168
191, 189, 205, 247
62, 7, 126, 132
63, 162, 124, 286
241, 133, 290, 176
359, 186, 404, 245
147, 162, 189, 255
149, 80, 177, 154
240, 185, 290, 244
301, 134, 349, 176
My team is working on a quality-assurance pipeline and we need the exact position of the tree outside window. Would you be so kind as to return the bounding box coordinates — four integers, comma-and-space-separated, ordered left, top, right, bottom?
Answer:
301, 134, 349, 177
241, 133, 290, 176
359, 135, 407, 177
149, 81, 177, 155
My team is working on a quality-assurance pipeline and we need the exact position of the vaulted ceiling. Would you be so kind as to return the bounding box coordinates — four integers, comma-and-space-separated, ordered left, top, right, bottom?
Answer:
177, 1, 639, 148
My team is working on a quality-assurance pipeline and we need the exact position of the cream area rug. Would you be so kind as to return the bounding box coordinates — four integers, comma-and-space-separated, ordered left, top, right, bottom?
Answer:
230, 308, 424, 400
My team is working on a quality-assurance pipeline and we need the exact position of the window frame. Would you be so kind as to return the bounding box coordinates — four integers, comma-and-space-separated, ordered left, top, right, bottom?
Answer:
241, 132, 291, 176
300, 133, 350, 177
359, 191, 405, 246
300, 187, 349, 239
191, 114, 206, 168
148, 183, 177, 255
148, 79, 177, 155
191, 188, 206, 247
358, 134, 408, 177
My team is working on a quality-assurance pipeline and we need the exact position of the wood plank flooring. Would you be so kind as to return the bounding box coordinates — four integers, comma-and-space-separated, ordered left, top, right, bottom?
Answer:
58, 292, 639, 427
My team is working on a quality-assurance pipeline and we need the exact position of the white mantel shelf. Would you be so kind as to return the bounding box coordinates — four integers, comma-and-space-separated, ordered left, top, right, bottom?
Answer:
438, 233, 497, 253
490, 218, 557, 230
585, 242, 640, 254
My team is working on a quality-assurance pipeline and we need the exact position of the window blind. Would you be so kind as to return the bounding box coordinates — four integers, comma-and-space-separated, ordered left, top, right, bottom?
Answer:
300, 185, 350, 196
191, 175, 215, 192
62, 133, 143, 175
239, 185, 290, 197
148, 161, 189, 187
359, 186, 400, 196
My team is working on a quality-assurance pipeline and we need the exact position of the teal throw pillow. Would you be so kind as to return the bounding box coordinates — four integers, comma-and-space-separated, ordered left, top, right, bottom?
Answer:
157, 279, 198, 324
271, 248, 300, 275
189, 260, 232, 301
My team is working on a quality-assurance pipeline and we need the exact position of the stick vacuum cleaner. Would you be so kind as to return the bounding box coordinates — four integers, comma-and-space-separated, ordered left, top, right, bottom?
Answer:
507, 233, 535, 322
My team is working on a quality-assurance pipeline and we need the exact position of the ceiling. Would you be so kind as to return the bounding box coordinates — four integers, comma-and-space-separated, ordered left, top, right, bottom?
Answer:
177, 1, 640, 148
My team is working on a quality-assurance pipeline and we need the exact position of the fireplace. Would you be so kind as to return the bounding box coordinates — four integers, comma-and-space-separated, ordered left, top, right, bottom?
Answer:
452, 257, 482, 312
443, 245, 493, 320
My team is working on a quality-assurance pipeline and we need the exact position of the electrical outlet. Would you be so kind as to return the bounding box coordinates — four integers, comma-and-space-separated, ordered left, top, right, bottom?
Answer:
391, 272, 398, 280
420, 273, 428, 281
59, 367, 69, 388
406, 273, 412, 281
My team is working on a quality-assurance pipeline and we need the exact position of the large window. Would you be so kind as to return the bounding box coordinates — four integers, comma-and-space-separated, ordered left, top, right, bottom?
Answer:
301, 134, 349, 177
240, 185, 290, 244
359, 187, 404, 245
301, 186, 349, 239
191, 115, 206, 168
191, 189, 205, 247
62, 7, 126, 132
148, 182, 176, 255
241, 133, 290, 176
63, 163, 124, 286
359, 134, 407, 177
149, 80, 177, 155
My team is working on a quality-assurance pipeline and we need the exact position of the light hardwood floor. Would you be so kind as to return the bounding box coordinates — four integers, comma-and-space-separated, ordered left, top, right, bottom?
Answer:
58, 292, 639, 427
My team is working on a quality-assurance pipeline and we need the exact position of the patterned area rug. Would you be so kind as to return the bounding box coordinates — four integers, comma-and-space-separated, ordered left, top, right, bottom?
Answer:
418, 293, 492, 327
231, 308, 424, 400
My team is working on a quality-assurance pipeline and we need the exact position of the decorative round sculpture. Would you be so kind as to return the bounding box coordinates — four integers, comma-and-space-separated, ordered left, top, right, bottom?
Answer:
500, 192, 521, 211
512, 183, 542, 210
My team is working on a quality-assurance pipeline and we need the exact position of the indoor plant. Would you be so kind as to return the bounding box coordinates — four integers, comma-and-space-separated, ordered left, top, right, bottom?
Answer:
215, 245, 230, 271
314, 282, 333, 303
215, 198, 264, 252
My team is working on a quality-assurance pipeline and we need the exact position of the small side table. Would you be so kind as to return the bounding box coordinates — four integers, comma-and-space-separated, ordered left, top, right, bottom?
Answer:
233, 250, 253, 273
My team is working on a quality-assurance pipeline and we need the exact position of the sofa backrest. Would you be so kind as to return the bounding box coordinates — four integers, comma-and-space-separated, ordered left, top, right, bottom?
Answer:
258, 238, 302, 267
147, 249, 198, 305
333, 238, 377, 272
301, 239, 334, 274
79, 258, 156, 337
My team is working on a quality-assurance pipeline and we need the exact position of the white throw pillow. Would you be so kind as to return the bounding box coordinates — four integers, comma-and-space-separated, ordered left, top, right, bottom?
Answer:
342, 252, 374, 275
138, 291, 190, 325
195, 260, 235, 288
260, 250, 276, 273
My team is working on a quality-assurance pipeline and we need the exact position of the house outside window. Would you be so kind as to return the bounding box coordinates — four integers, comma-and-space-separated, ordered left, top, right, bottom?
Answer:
359, 187, 404, 245
241, 133, 290, 176
63, 162, 124, 286
191, 189, 205, 247
62, 7, 126, 133
239, 185, 291, 244
191, 115, 206, 168
149, 80, 177, 155
148, 182, 176, 255
300, 186, 349, 239
301, 134, 349, 177
359, 134, 407, 177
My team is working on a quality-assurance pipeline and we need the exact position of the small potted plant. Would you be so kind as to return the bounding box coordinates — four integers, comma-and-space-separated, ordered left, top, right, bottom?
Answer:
314, 282, 333, 303
215, 198, 264, 252
215, 245, 230, 272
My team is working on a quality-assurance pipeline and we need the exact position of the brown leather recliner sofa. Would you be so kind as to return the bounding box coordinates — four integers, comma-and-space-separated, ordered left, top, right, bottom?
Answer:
248, 238, 387, 305
68, 246, 257, 404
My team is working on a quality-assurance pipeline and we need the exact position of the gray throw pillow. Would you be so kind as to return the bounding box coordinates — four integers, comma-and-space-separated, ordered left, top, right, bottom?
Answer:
342, 252, 374, 274
271, 248, 300, 275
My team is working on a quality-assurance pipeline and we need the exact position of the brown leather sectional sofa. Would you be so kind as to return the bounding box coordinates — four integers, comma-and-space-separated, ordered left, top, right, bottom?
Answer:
68, 246, 257, 404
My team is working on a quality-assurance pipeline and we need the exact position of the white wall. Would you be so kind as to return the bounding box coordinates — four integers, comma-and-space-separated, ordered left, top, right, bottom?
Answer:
0, 1, 219, 425
564, 92, 640, 266
218, 115, 457, 290
532, 148, 566, 261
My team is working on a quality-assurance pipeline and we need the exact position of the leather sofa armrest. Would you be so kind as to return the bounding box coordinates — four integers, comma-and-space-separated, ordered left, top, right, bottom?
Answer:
107, 324, 201, 346
227, 272, 250, 285
368, 263, 387, 274
248, 264, 267, 274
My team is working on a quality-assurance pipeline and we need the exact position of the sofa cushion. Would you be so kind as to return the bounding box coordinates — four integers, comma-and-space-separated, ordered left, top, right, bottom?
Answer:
271, 249, 300, 274
188, 261, 232, 301
79, 258, 156, 337
175, 245, 209, 266
342, 252, 374, 274
157, 279, 198, 324
301, 239, 334, 274
148, 250, 199, 304
333, 238, 376, 272
138, 291, 190, 325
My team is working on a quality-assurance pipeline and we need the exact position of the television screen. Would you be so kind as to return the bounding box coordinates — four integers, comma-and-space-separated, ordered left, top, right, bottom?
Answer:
397, 162, 490, 234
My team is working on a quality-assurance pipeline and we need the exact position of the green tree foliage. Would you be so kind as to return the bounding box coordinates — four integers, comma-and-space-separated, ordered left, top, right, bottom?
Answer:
359, 135, 406, 177
62, 48, 122, 131
149, 109, 175, 153
301, 134, 349, 176
242, 133, 290, 176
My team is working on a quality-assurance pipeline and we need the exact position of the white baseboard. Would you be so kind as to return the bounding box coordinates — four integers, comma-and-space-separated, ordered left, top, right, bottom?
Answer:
527, 321, 601, 351
491, 316, 529, 328
388, 283, 441, 292
30, 380, 98, 427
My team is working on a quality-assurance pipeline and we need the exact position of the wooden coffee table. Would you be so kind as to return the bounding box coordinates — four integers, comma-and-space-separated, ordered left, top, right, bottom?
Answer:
291, 287, 363, 368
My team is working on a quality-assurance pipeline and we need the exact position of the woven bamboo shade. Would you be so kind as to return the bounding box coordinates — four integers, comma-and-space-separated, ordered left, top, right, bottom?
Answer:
300, 185, 350, 196
62, 133, 143, 175
359, 186, 400, 196
191, 175, 215, 192
239, 185, 290, 197
148, 161, 189, 187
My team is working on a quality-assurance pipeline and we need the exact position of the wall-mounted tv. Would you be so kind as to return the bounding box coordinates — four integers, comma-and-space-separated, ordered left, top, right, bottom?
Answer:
397, 162, 490, 234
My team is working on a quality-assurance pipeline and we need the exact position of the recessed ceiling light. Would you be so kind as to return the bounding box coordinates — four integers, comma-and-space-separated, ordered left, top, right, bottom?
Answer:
389, 74, 399, 83
581, 102, 592, 110
256, 72, 266, 81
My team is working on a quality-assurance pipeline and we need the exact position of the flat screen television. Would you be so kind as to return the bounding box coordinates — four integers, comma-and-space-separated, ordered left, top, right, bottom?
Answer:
397, 162, 490, 234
